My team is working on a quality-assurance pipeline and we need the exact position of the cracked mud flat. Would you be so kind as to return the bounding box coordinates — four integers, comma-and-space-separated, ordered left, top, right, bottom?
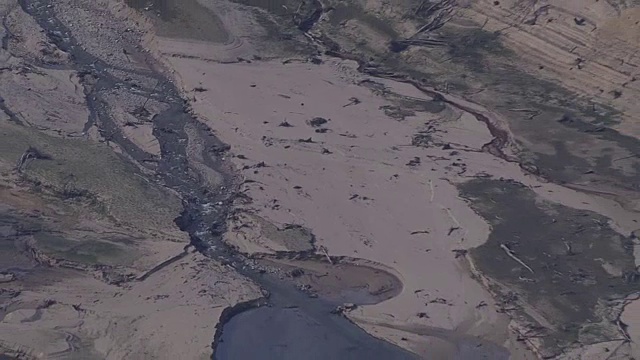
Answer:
1, 0, 640, 360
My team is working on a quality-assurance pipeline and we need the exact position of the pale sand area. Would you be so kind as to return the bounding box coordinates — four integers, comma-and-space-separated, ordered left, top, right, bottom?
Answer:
145, 5, 640, 355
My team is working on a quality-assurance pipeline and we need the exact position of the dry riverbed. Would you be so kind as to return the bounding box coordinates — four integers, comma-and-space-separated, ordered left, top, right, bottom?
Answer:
1, 0, 640, 359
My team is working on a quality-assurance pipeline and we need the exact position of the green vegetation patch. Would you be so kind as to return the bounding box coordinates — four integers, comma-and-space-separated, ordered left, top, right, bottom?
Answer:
0, 122, 182, 232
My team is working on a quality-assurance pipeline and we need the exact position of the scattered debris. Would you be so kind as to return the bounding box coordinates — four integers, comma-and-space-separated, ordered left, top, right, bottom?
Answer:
380, 105, 415, 120
132, 80, 159, 118
279, 120, 293, 127
428, 297, 451, 305
342, 97, 361, 107
452, 249, 468, 258
390, 0, 455, 52
411, 132, 433, 147
406, 157, 421, 166
290, 269, 304, 278
557, 114, 574, 124
616, 319, 631, 343
331, 303, 357, 314
611, 89, 622, 99
307, 117, 328, 127
318, 245, 333, 265
339, 133, 357, 138
62, 175, 91, 199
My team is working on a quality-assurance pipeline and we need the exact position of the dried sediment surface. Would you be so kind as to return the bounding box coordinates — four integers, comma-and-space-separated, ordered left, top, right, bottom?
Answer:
145, 5, 528, 358
140, 0, 640, 359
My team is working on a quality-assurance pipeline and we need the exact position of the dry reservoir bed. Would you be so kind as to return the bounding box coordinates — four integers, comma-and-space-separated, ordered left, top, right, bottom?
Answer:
1, 0, 640, 359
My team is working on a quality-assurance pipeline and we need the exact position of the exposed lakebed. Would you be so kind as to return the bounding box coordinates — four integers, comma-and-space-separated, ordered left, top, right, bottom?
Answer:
18, 1, 419, 359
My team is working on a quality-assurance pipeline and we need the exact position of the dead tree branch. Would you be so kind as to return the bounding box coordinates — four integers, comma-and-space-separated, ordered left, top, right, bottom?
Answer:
616, 319, 632, 343
318, 245, 333, 265
500, 244, 534, 274
411, 0, 457, 38
428, 179, 434, 202
392, 0, 457, 52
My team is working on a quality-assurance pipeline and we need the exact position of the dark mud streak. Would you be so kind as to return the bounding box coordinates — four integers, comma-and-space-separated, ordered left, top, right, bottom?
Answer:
1, 13, 12, 51
460, 178, 639, 356
549, 114, 640, 189
135, 245, 190, 282
19, 2, 416, 359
